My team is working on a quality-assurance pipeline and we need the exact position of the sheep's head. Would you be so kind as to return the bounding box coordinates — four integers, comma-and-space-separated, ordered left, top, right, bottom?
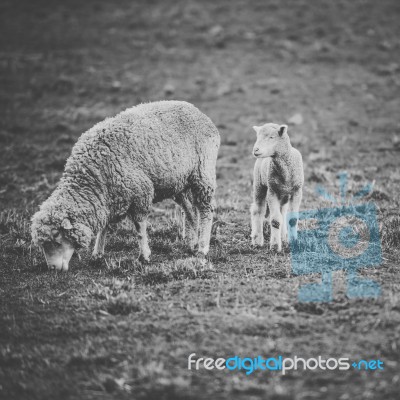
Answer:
31, 208, 92, 271
41, 229, 75, 272
252, 123, 288, 158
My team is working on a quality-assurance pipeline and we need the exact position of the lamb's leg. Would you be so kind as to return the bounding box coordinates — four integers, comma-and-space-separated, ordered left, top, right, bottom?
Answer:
267, 192, 283, 252
250, 186, 267, 246
174, 191, 198, 252
92, 227, 107, 258
134, 219, 151, 263
281, 202, 289, 243
288, 189, 302, 242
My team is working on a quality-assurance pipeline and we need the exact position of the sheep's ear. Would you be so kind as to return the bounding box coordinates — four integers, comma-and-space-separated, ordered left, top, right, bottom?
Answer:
252, 126, 261, 134
278, 125, 288, 137
61, 218, 73, 230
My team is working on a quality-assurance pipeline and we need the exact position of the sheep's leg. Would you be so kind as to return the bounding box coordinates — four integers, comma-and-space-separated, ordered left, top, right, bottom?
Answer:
192, 181, 215, 257
134, 219, 151, 263
288, 189, 302, 242
127, 176, 154, 262
196, 202, 213, 256
250, 186, 267, 246
267, 192, 283, 252
281, 202, 289, 243
174, 191, 198, 252
92, 227, 107, 258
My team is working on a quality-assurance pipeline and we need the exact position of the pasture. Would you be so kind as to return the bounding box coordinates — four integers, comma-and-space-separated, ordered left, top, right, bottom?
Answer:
1, 0, 400, 398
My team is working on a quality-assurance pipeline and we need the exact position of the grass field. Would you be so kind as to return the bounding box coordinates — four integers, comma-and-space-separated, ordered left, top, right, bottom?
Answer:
1, 0, 400, 399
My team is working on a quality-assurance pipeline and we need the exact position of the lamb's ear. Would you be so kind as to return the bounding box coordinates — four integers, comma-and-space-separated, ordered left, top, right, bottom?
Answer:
61, 218, 73, 230
278, 125, 288, 137
253, 126, 261, 134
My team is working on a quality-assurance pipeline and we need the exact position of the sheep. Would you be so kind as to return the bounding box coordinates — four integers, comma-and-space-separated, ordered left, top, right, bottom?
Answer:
31, 100, 220, 271
250, 123, 304, 252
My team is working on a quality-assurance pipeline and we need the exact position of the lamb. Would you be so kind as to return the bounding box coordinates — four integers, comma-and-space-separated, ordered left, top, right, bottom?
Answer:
250, 123, 304, 252
31, 100, 220, 271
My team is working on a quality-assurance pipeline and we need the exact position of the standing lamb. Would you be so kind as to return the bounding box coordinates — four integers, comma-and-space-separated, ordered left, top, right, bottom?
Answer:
250, 123, 304, 251
31, 101, 220, 271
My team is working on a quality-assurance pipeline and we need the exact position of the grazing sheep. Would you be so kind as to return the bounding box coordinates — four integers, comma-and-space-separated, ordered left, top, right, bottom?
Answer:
31, 101, 220, 271
250, 123, 304, 251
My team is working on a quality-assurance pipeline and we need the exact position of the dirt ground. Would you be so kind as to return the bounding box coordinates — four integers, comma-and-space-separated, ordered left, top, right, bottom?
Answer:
1, 0, 400, 399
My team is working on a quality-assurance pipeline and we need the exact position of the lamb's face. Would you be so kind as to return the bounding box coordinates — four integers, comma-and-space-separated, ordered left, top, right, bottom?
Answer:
252, 124, 288, 158
41, 230, 75, 271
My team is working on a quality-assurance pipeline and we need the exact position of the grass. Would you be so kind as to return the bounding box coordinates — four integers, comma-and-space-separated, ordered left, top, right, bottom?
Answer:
1, 0, 400, 399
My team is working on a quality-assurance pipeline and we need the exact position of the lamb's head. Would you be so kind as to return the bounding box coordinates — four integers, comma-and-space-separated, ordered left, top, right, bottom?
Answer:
252, 123, 288, 158
31, 206, 92, 271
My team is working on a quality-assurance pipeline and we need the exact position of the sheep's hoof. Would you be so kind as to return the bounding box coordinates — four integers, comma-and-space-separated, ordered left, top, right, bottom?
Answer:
281, 241, 290, 253
89, 254, 106, 268
138, 254, 150, 264
288, 239, 300, 252
251, 238, 264, 247
269, 244, 282, 253
195, 252, 207, 266
188, 246, 199, 256
91, 253, 104, 261
251, 234, 264, 247
48, 265, 67, 272
188, 240, 199, 252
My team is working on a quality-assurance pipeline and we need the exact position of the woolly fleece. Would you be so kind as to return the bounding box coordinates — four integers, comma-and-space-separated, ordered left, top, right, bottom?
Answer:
31, 101, 220, 250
